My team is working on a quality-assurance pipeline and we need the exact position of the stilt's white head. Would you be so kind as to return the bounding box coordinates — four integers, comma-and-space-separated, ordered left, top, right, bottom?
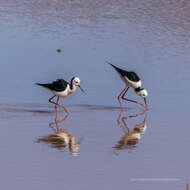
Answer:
136, 88, 148, 98
135, 88, 148, 106
71, 77, 81, 86
71, 77, 85, 93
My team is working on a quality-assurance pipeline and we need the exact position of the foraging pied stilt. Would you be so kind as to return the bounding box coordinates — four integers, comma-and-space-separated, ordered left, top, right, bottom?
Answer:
36, 77, 85, 113
107, 62, 148, 110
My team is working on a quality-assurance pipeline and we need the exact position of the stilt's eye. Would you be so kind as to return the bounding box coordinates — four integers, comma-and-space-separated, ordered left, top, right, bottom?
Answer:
74, 80, 79, 85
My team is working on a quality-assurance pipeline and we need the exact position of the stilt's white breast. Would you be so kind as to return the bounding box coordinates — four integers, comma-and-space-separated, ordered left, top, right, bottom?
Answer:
123, 76, 142, 89
52, 84, 77, 98
52, 84, 70, 98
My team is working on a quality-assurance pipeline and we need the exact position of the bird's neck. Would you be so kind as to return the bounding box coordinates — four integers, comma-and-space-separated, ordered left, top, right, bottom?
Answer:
134, 87, 143, 96
134, 87, 141, 92
69, 84, 76, 93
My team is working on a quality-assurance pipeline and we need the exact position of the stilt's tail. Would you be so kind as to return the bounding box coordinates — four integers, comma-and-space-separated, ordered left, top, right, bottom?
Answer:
106, 61, 126, 75
106, 61, 118, 69
35, 83, 45, 87
35, 83, 50, 88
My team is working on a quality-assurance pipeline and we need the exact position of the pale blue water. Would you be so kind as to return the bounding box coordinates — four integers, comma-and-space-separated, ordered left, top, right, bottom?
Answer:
0, 0, 190, 189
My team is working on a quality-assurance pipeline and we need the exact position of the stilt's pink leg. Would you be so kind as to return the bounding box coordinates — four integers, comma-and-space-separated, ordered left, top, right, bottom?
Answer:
121, 89, 148, 111
118, 87, 129, 111
49, 95, 69, 113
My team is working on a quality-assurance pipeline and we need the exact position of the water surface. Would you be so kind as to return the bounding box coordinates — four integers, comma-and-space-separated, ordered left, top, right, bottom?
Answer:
0, 0, 189, 189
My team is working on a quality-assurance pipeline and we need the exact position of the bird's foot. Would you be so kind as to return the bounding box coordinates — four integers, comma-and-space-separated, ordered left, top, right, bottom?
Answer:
120, 106, 124, 112
138, 102, 149, 111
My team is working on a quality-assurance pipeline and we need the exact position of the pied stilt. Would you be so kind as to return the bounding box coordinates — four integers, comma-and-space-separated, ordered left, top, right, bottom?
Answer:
107, 62, 148, 110
36, 77, 85, 113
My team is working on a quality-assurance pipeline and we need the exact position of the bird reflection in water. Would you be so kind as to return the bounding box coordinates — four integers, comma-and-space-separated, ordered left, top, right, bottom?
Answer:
37, 114, 83, 155
114, 110, 147, 151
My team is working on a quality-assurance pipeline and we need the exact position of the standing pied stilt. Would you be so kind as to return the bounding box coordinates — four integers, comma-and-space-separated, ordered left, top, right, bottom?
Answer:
36, 77, 85, 113
107, 62, 148, 110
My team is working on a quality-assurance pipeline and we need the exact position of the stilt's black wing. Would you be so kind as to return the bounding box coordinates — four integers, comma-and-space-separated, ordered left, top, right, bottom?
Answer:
36, 79, 69, 92
108, 62, 140, 82
126, 72, 140, 82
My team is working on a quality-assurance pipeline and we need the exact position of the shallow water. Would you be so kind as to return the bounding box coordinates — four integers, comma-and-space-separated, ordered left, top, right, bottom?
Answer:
0, 0, 190, 189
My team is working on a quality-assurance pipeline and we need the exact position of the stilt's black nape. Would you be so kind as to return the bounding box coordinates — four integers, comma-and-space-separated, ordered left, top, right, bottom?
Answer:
135, 87, 144, 92
70, 77, 76, 90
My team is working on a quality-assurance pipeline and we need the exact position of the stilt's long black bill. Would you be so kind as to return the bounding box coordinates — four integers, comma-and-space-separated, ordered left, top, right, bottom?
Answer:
79, 85, 86, 94
144, 98, 147, 106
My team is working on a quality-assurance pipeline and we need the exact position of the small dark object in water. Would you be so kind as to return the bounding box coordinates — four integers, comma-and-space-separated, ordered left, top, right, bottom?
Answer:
56, 48, 61, 53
